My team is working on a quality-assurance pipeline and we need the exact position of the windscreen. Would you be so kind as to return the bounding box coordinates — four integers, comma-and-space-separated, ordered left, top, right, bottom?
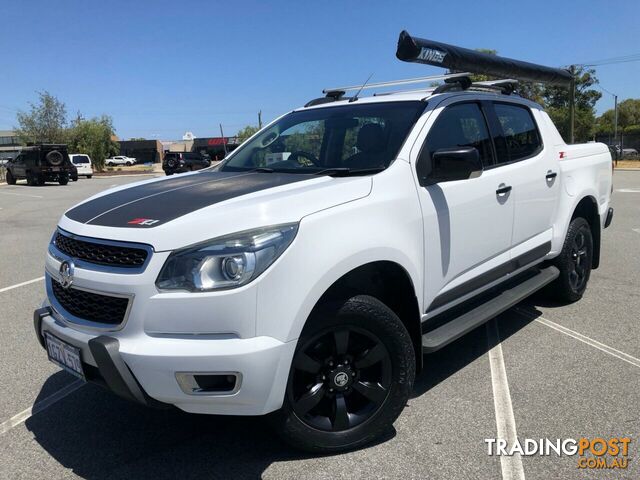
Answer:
220, 101, 425, 173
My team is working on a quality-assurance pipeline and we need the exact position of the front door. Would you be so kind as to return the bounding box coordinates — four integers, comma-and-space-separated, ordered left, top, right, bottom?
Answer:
412, 100, 515, 315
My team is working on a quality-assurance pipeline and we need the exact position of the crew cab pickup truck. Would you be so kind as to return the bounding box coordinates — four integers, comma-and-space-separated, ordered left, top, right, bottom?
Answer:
33, 72, 613, 452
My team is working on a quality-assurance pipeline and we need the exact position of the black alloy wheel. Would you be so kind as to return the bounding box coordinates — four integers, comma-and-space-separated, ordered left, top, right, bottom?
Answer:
549, 217, 593, 302
568, 228, 589, 292
289, 325, 392, 432
273, 295, 415, 453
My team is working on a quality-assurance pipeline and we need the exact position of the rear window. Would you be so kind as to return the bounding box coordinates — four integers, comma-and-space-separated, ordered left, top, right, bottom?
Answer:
494, 103, 542, 162
72, 155, 90, 164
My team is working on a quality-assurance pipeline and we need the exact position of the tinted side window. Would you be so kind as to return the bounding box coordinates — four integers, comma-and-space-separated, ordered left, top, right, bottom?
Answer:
423, 103, 493, 167
494, 104, 542, 162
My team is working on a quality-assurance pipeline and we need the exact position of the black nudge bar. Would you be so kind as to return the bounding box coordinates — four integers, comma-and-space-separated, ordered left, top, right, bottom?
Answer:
396, 30, 573, 87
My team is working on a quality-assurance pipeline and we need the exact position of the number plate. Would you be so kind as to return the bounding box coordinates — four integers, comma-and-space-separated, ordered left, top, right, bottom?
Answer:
44, 332, 85, 380
50, 167, 60, 172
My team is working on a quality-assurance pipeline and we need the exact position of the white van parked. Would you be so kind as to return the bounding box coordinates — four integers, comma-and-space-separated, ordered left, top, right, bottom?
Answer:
69, 154, 93, 178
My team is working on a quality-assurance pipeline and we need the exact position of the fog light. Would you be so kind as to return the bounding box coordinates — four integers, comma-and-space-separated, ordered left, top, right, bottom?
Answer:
176, 372, 241, 395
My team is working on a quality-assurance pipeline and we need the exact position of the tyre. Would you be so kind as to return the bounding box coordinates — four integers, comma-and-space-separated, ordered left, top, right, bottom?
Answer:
45, 150, 63, 166
59, 175, 69, 186
126, 161, 132, 166
71, 175, 78, 182
26, 172, 36, 186
271, 294, 415, 453
549, 217, 593, 303
6, 169, 16, 185
87, 175, 92, 179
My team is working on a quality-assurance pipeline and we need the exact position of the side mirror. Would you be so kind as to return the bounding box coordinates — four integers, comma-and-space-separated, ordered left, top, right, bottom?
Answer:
419, 146, 483, 185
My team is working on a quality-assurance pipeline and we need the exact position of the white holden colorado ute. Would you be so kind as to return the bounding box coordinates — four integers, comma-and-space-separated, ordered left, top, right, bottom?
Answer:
34, 33, 613, 452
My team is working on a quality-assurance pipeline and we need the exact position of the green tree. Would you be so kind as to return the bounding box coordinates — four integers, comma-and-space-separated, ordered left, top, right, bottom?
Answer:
236, 125, 260, 143
67, 115, 119, 171
14, 91, 67, 144
540, 66, 601, 142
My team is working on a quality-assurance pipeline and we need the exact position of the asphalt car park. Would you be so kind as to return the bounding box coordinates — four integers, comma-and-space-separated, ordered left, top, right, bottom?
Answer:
0, 172, 638, 479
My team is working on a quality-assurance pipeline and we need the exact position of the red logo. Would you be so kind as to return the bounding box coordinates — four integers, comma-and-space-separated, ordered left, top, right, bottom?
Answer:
127, 218, 160, 226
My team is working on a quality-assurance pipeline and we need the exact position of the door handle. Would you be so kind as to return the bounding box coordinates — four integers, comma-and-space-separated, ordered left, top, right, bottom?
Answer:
496, 184, 512, 195
546, 171, 557, 180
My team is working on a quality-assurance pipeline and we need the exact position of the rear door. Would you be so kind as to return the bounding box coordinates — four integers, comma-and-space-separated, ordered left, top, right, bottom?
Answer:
12, 154, 26, 177
486, 102, 559, 261
412, 100, 516, 314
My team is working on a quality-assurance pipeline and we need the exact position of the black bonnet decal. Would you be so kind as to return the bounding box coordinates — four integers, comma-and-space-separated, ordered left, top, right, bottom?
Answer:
65, 171, 316, 228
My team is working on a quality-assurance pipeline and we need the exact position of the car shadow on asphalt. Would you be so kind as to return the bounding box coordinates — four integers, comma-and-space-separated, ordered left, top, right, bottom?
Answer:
25, 373, 394, 479
25, 306, 539, 479
412, 305, 538, 397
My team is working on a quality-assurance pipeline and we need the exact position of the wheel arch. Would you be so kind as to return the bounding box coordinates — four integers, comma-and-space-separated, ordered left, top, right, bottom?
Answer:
571, 195, 601, 269
310, 261, 423, 372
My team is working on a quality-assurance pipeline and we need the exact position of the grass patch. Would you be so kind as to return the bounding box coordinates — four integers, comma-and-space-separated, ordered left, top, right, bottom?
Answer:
614, 160, 640, 169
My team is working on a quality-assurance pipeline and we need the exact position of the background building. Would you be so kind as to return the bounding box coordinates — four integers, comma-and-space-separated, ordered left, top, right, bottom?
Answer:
0, 130, 21, 159
192, 136, 239, 161
118, 139, 163, 164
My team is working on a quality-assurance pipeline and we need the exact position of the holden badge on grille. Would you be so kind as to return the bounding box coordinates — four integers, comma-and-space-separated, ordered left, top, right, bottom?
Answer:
59, 260, 75, 289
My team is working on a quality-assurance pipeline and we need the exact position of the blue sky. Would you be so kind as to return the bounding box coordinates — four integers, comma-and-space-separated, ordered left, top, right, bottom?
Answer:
1, 0, 638, 140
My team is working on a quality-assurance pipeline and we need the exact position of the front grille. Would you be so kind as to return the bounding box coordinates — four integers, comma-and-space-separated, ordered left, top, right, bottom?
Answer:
52, 280, 129, 325
54, 232, 148, 268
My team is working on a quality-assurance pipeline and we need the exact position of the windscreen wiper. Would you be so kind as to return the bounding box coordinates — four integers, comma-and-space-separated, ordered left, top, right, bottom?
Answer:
250, 167, 275, 173
314, 167, 385, 177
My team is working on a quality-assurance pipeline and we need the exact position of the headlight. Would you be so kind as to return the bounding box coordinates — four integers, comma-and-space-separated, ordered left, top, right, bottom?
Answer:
156, 223, 298, 292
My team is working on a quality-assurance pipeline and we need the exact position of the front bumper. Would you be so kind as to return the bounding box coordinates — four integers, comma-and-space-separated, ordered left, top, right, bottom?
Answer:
34, 306, 296, 415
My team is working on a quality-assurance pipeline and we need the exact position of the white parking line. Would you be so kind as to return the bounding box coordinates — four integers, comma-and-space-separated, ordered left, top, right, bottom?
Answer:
0, 276, 45, 293
0, 191, 43, 199
633, 228, 640, 235
487, 319, 526, 480
0, 380, 83, 435
615, 188, 640, 193
515, 308, 640, 369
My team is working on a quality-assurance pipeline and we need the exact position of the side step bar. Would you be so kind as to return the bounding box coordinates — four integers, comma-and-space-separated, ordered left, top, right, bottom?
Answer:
422, 266, 559, 353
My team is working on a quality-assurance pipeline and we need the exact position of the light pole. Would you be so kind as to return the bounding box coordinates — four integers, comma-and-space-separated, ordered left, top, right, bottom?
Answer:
569, 65, 576, 144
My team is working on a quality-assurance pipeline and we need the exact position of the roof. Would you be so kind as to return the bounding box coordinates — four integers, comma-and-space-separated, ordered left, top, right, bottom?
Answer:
297, 89, 543, 113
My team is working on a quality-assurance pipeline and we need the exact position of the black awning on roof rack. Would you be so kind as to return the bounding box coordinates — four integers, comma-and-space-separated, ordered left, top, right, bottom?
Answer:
396, 30, 573, 87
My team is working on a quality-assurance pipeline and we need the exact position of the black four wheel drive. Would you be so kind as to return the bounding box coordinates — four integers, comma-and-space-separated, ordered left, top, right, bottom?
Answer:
5, 144, 75, 186
163, 152, 211, 175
